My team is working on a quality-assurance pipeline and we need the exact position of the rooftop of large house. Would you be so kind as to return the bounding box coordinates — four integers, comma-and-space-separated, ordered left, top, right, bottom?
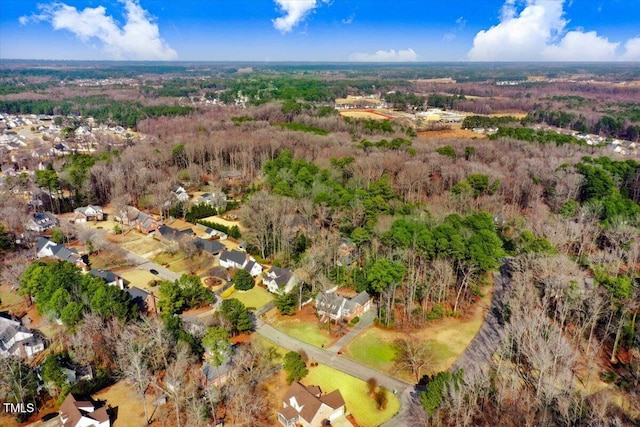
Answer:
59, 393, 111, 427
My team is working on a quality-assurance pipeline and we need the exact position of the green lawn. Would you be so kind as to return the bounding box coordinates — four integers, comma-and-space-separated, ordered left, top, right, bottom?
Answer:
302, 365, 400, 427
225, 286, 274, 310
272, 318, 332, 348
346, 329, 398, 373
152, 251, 184, 265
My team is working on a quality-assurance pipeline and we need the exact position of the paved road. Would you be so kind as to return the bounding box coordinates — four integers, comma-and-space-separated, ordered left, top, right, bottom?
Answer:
256, 319, 412, 426
121, 248, 181, 282
257, 319, 410, 393
70, 221, 181, 283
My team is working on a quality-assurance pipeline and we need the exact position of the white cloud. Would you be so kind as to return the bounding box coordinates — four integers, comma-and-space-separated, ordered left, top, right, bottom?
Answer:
543, 31, 618, 61
20, 0, 177, 60
273, 0, 328, 33
342, 12, 356, 25
467, 0, 626, 61
621, 37, 640, 61
349, 48, 418, 62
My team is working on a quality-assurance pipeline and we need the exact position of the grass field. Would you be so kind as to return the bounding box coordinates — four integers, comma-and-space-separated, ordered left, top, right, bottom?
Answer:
225, 285, 273, 310
94, 381, 148, 427
0, 283, 23, 310
122, 236, 165, 256
339, 110, 391, 120
119, 269, 162, 289
272, 317, 332, 348
301, 365, 400, 427
346, 290, 491, 377
152, 251, 184, 265
345, 329, 398, 373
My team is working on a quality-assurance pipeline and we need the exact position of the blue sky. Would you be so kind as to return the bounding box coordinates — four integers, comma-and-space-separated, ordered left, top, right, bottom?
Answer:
1, 0, 640, 61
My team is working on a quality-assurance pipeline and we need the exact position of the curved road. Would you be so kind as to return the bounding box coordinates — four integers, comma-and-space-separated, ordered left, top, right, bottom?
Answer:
256, 319, 413, 426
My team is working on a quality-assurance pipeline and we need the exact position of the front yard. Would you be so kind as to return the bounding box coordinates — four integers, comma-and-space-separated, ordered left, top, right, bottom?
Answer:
121, 235, 166, 256
118, 268, 163, 289
223, 285, 274, 310
301, 365, 400, 427
271, 318, 332, 348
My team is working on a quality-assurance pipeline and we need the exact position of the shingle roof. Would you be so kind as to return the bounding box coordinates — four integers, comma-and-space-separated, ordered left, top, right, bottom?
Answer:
125, 287, 150, 306
194, 237, 225, 255
280, 382, 345, 425
265, 266, 293, 287
59, 393, 110, 427
316, 292, 345, 317
90, 269, 118, 284
220, 249, 246, 266
320, 389, 346, 409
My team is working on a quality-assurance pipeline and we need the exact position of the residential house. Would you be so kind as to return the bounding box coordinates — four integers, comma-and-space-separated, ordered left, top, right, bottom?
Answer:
278, 382, 346, 427
155, 224, 194, 243
201, 359, 233, 388
72, 205, 104, 223
316, 291, 372, 322
0, 315, 45, 359
219, 249, 262, 276
195, 223, 228, 240
116, 206, 160, 234
263, 267, 299, 295
173, 186, 189, 202
194, 237, 226, 256
26, 211, 58, 232
35, 237, 88, 270
89, 269, 125, 290
59, 393, 111, 427
125, 287, 158, 316
194, 191, 227, 209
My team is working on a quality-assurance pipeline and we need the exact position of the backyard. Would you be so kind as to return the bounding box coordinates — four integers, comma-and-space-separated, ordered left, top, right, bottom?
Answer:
0, 283, 24, 311
301, 364, 400, 427
94, 380, 149, 427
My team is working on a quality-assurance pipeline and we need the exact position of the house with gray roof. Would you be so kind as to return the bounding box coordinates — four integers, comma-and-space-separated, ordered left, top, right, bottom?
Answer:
26, 211, 58, 232
263, 267, 299, 295
316, 291, 372, 322
194, 237, 225, 256
219, 249, 262, 276
0, 314, 45, 359
89, 269, 125, 289
194, 191, 227, 209
36, 237, 87, 270
124, 287, 158, 316
72, 205, 104, 223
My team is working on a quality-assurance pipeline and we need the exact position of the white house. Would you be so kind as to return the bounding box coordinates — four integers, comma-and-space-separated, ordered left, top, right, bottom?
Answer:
173, 186, 189, 202
72, 205, 104, 223
219, 249, 262, 276
0, 316, 45, 359
263, 267, 299, 294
